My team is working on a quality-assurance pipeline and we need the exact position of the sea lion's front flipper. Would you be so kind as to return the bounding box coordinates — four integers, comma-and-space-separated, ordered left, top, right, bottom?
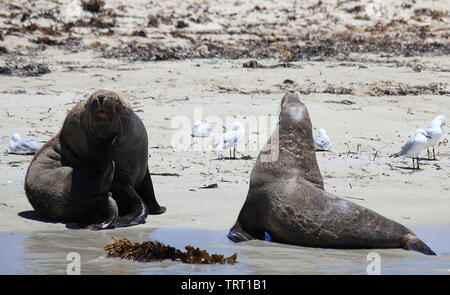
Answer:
402, 233, 436, 256
110, 184, 148, 228
228, 189, 265, 242
227, 222, 256, 242
138, 168, 166, 215
84, 194, 119, 230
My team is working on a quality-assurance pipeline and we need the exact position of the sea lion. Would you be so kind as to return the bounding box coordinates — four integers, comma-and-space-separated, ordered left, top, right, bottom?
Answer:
228, 92, 436, 255
25, 89, 165, 229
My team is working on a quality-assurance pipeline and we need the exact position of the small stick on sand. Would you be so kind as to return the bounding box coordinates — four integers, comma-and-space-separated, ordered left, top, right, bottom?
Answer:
373, 150, 378, 161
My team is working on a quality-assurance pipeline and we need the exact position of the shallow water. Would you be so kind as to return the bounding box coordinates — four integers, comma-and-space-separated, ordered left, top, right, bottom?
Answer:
0, 225, 449, 275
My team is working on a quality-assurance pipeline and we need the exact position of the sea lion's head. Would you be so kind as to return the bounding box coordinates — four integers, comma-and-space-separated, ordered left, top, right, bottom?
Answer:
280, 92, 308, 123
277, 92, 324, 187
85, 89, 130, 140
278, 92, 315, 152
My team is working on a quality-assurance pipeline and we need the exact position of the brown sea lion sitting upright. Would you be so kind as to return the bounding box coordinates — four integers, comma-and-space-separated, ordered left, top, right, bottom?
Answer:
228, 92, 435, 255
25, 89, 165, 230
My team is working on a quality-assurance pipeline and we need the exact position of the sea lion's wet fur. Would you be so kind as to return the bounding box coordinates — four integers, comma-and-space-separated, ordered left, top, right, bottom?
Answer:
228, 93, 435, 255
25, 89, 165, 229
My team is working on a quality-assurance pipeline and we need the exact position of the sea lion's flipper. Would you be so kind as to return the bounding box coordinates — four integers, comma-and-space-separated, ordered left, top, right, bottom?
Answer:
84, 195, 119, 231
402, 234, 436, 256
227, 223, 256, 242
110, 184, 148, 228
138, 168, 166, 215
111, 215, 144, 228
228, 190, 265, 242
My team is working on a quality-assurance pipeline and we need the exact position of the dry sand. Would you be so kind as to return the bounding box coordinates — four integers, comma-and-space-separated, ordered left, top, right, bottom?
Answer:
0, 0, 449, 237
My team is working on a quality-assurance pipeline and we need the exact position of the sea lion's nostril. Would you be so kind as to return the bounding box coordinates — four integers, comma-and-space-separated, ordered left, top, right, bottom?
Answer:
97, 95, 105, 105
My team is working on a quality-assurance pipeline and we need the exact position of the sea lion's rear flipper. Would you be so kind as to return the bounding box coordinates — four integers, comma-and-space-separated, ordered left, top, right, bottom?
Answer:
84, 194, 118, 231
227, 223, 256, 242
138, 168, 166, 215
402, 234, 436, 256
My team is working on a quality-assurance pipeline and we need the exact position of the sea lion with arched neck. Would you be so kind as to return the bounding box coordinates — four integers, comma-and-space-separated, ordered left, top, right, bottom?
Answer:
228, 92, 435, 255
24, 89, 165, 229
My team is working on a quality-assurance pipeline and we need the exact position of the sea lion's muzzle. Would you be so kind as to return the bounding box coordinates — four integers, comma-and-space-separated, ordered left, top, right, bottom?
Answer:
91, 95, 116, 120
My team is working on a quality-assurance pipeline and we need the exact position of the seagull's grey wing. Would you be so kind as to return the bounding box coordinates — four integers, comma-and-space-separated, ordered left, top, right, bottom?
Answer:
314, 135, 331, 150
10, 139, 44, 153
9, 141, 27, 152
424, 126, 434, 135
394, 136, 414, 157
233, 128, 244, 145
215, 131, 233, 150
26, 140, 45, 151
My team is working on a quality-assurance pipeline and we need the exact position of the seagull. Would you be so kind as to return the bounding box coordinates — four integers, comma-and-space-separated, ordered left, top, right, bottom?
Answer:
390, 129, 431, 170
214, 121, 245, 159
314, 128, 332, 151
191, 120, 214, 138
424, 115, 446, 160
9, 133, 45, 154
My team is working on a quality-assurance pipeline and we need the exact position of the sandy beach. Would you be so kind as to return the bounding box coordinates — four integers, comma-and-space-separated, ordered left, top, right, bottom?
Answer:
0, 0, 449, 274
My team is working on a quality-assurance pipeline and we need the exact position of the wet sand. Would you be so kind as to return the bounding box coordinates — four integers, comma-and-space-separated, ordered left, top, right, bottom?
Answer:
1, 225, 449, 275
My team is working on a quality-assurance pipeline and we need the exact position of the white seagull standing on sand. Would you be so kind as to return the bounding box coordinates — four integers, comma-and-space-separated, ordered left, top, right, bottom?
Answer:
9, 133, 45, 154
214, 121, 245, 159
424, 115, 446, 160
390, 129, 431, 170
314, 128, 332, 151
191, 120, 214, 138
